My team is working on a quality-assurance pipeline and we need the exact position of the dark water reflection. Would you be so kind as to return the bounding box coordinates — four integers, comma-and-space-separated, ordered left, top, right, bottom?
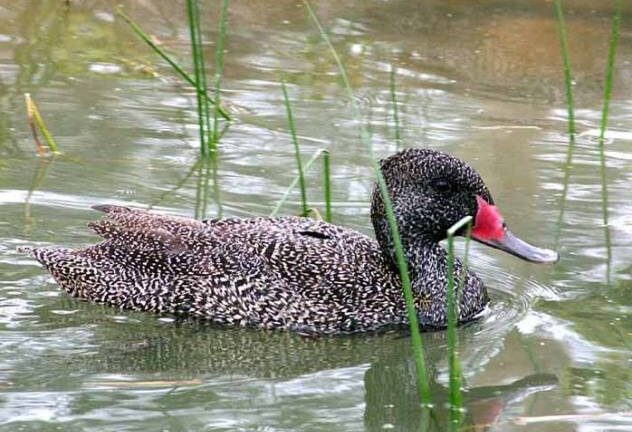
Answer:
0, 0, 631, 431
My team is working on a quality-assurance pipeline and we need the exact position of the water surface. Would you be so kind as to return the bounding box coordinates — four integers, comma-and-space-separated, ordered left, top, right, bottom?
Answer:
0, 1, 631, 431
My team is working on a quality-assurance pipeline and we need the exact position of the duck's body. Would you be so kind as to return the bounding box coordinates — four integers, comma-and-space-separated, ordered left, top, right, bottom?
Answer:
31, 210, 484, 335
27, 149, 557, 335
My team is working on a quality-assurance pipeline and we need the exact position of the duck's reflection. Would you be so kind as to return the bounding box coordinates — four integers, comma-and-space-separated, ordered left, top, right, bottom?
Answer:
363, 352, 556, 431
44, 307, 556, 431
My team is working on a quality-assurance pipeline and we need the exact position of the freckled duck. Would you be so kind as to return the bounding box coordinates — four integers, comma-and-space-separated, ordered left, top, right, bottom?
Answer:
25, 149, 558, 335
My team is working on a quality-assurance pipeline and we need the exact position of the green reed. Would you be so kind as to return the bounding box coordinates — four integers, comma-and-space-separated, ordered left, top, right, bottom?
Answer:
22, 94, 60, 225
24, 93, 59, 155
270, 148, 327, 217
389, 65, 402, 149
24, 157, 56, 228
115, 7, 230, 122
552, 0, 576, 248
186, 0, 213, 155
445, 216, 472, 430
148, 158, 202, 210
303, 0, 431, 404
281, 79, 309, 217
598, 0, 622, 284
211, 0, 230, 146
322, 150, 332, 222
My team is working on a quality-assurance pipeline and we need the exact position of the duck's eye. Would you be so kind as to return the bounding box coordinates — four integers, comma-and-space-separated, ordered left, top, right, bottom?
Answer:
431, 178, 452, 193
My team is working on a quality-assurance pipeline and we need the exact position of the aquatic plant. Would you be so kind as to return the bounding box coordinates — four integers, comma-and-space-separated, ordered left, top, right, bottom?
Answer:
185, 0, 213, 155
270, 148, 328, 218
389, 65, 402, 149
281, 79, 309, 217
303, 0, 431, 404
597, 0, 622, 284
24, 158, 56, 227
552, 0, 576, 247
445, 216, 473, 430
211, 0, 230, 146
322, 150, 332, 222
115, 8, 230, 122
24, 93, 59, 155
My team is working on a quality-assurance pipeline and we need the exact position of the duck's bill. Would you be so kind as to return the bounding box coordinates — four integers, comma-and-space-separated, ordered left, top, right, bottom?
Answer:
471, 195, 559, 264
473, 228, 559, 264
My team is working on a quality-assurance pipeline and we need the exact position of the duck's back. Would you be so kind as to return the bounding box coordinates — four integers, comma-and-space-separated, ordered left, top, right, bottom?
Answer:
31, 205, 404, 334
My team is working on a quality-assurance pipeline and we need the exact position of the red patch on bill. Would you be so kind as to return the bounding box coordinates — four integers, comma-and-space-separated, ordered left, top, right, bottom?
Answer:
472, 195, 505, 241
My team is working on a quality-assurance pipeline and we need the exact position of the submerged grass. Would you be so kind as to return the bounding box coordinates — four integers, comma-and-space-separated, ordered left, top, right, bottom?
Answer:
194, 154, 212, 219
389, 65, 402, 149
193, 152, 223, 220
303, 0, 431, 404
115, 7, 230, 122
281, 79, 309, 217
24, 157, 56, 228
445, 216, 472, 430
322, 150, 332, 222
186, 0, 213, 155
211, 0, 230, 146
552, 0, 576, 248
270, 148, 327, 218
24, 93, 59, 155
597, 0, 622, 284
22, 94, 59, 225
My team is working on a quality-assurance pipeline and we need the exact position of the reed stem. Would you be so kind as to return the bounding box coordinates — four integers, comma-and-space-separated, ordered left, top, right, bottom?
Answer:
445, 216, 472, 430
389, 65, 402, 149
186, 0, 212, 155
553, 0, 576, 248
322, 149, 332, 222
270, 149, 325, 217
281, 79, 309, 217
597, 0, 621, 284
304, 0, 431, 404
115, 7, 230, 121
24, 93, 59, 155
212, 0, 230, 147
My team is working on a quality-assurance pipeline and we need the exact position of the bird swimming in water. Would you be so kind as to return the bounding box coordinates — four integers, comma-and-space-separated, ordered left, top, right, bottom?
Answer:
24, 149, 558, 335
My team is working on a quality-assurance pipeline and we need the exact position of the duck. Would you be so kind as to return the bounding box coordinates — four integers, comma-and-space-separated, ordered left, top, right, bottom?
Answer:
25, 149, 558, 335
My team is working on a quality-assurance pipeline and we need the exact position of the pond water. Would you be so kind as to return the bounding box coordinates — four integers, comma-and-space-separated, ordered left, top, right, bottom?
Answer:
0, 1, 631, 431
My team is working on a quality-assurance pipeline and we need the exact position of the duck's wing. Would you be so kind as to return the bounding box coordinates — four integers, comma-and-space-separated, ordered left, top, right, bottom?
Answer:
27, 205, 223, 312
28, 206, 395, 333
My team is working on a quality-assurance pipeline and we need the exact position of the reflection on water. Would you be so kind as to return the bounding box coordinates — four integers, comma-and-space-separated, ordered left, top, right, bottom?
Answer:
0, 0, 631, 431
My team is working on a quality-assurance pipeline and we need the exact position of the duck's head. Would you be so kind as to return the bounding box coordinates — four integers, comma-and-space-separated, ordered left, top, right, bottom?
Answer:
371, 148, 559, 265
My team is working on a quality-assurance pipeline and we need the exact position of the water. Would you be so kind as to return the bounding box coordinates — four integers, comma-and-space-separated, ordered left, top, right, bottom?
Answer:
0, 1, 631, 430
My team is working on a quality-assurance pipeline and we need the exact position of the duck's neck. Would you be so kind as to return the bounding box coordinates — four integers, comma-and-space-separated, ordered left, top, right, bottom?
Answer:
372, 218, 487, 327
373, 218, 447, 282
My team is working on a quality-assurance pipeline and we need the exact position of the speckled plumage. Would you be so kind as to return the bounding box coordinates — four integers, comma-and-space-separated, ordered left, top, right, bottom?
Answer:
28, 149, 493, 335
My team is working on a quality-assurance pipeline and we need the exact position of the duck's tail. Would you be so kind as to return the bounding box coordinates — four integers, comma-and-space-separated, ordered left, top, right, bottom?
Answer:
20, 246, 98, 299
20, 204, 206, 306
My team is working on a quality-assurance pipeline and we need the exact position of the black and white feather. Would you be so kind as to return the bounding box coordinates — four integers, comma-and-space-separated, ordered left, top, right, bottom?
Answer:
27, 149, 490, 335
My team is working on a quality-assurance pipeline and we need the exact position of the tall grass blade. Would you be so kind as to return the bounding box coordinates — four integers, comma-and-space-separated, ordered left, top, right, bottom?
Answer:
194, 157, 208, 219
598, 0, 621, 284
115, 7, 230, 121
389, 65, 402, 149
303, 0, 431, 404
148, 158, 202, 209
211, 0, 230, 146
186, 0, 212, 155
24, 157, 56, 227
211, 153, 224, 219
281, 79, 309, 217
553, 0, 576, 248
322, 149, 332, 222
194, 154, 223, 220
270, 148, 324, 217
445, 216, 472, 431
24, 93, 59, 155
